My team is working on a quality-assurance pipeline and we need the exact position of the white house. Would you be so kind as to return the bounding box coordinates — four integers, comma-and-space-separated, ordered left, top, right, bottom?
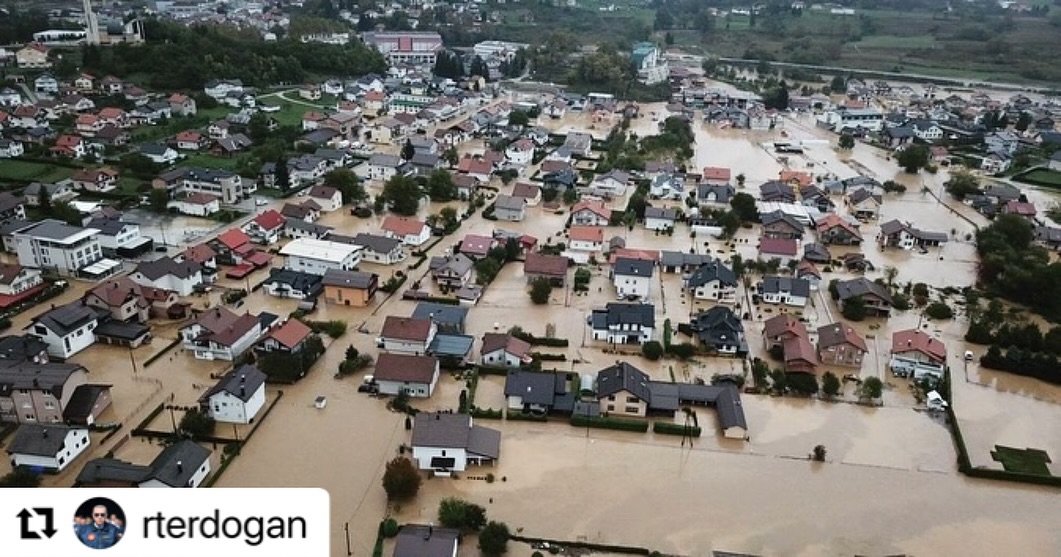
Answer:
351, 233, 405, 265
242, 210, 286, 245
612, 258, 654, 300
130, 257, 203, 296
307, 185, 342, 212
379, 316, 437, 355
6, 424, 90, 472
759, 276, 810, 307
505, 138, 535, 166
167, 193, 221, 217
570, 201, 611, 226
381, 216, 431, 246
492, 194, 527, 222
480, 333, 532, 368
686, 260, 737, 303
28, 302, 99, 359
0, 263, 42, 297
410, 412, 501, 474
568, 226, 604, 252
0, 139, 25, 158
367, 154, 402, 181
586, 170, 629, 198
140, 144, 178, 165
589, 303, 655, 345
373, 353, 440, 397
198, 364, 267, 424
280, 238, 362, 276
138, 440, 212, 488
13, 220, 103, 277
644, 206, 677, 231
180, 307, 263, 361
84, 216, 153, 258
204, 79, 244, 99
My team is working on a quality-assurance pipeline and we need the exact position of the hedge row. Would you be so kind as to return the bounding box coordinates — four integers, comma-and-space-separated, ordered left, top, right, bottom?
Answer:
652, 422, 702, 437
506, 412, 548, 423
531, 352, 566, 362
510, 330, 569, 347
570, 415, 648, 432
476, 365, 510, 377
470, 407, 503, 420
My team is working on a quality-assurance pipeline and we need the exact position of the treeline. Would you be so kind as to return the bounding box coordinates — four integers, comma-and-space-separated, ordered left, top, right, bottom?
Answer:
975, 215, 1061, 322
966, 297, 1061, 386
81, 19, 386, 90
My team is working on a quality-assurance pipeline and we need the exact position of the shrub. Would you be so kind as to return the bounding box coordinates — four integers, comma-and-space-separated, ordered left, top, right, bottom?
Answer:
642, 340, 664, 360
653, 421, 702, 437
666, 342, 696, 360
438, 498, 487, 531
570, 415, 649, 432
179, 408, 216, 438
530, 352, 566, 362
925, 301, 954, 320
382, 518, 400, 538
302, 319, 347, 338
479, 521, 510, 556
529, 276, 552, 304
382, 457, 421, 500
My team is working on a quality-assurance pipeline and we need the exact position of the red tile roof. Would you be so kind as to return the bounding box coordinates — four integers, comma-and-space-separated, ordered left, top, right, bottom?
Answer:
216, 228, 251, 250
702, 166, 731, 181
891, 329, 946, 364
779, 170, 813, 187
266, 319, 313, 350
380, 316, 433, 342
759, 237, 798, 257
382, 216, 427, 237
569, 226, 603, 243
815, 214, 862, 240
182, 244, 217, 264
571, 200, 610, 219
374, 353, 438, 384
252, 209, 286, 230
524, 253, 568, 277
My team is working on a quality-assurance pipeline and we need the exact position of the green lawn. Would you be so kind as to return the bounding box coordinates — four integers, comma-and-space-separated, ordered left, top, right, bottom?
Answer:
851, 35, 938, 49
1014, 168, 1061, 188
991, 445, 1053, 476
259, 96, 319, 128
0, 160, 78, 183
177, 153, 242, 171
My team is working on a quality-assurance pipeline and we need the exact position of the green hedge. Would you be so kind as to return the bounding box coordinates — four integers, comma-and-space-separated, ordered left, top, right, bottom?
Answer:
570, 415, 648, 432
470, 407, 503, 420
531, 352, 566, 362
476, 365, 510, 377
409, 295, 459, 305
653, 422, 702, 437
510, 330, 570, 347
507, 412, 548, 422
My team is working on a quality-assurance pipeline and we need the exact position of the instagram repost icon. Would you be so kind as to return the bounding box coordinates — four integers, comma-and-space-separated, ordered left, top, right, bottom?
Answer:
73, 497, 125, 550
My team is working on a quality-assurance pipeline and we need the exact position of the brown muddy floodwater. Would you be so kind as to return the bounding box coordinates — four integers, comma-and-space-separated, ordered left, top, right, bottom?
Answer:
13, 98, 1061, 556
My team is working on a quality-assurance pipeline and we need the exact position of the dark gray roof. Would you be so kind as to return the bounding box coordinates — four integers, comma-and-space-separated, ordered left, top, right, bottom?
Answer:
18, 219, 90, 241
804, 243, 831, 262
494, 194, 526, 212
7, 424, 84, 456
687, 260, 736, 288
85, 216, 130, 236
761, 275, 810, 297
0, 191, 24, 213
848, 188, 882, 205
352, 232, 401, 254
63, 384, 111, 423
393, 525, 460, 557
761, 210, 803, 231
835, 277, 893, 304
199, 364, 266, 404
591, 303, 655, 329
147, 440, 211, 487
285, 219, 333, 236
94, 320, 151, 342
0, 219, 34, 236
697, 183, 735, 202
887, 126, 915, 138
426, 333, 474, 358
0, 363, 83, 399
596, 361, 652, 402
412, 302, 468, 327
431, 253, 474, 276
0, 335, 48, 366
691, 306, 744, 345
368, 153, 401, 167
760, 181, 795, 201
264, 268, 323, 296
76, 458, 150, 485
613, 257, 654, 278
411, 412, 501, 459
879, 219, 908, 236
659, 251, 711, 269
644, 206, 677, 220
321, 268, 377, 289
504, 370, 569, 406
135, 256, 201, 281
30, 302, 98, 336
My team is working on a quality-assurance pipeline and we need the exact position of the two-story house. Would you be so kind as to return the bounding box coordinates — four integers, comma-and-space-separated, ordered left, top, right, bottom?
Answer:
590, 303, 655, 345
612, 258, 654, 300
817, 322, 867, 368
27, 302, 100, 359
180, 307, 264, 361
686, 260, 737, 302
198, 364, 267, 424
378, 316, 437, 355
759, 276, 811, 307
430, 253, 475, 288
129, 257, 202, 296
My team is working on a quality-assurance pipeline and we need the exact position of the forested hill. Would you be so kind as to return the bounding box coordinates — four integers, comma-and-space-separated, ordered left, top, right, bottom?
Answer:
80, 19, 387, 90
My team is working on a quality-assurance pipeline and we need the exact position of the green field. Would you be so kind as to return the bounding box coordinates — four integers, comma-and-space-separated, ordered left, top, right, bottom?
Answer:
177, 153, 242, 171
0, 160, 77, 183
991, 446, 1053, 476
1014, 168, 1061, 188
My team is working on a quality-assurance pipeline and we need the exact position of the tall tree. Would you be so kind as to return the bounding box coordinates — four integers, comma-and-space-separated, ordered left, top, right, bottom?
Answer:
426, 169, 457, 201
275, 157, 291, 192
381, 457, 421, 500
323, 168, 367, 205
380, 175, 422, 215
400, 139, 415, 161
896, 144, 929, 174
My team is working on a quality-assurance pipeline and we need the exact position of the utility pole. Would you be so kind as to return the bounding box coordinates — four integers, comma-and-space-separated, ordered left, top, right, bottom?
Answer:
344, 522, 352, 556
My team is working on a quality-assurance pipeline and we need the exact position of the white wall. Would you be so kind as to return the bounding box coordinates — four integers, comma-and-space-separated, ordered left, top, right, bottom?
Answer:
614, 274, 651, 299
284, 252, 360, 276
207, 386, 266, 424
10, 428, 90, 472
30, 321, 96, 358
412, 445, 468, 471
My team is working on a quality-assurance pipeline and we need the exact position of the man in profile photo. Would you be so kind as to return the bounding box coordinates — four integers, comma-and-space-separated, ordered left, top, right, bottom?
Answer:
75, 504, 123, 549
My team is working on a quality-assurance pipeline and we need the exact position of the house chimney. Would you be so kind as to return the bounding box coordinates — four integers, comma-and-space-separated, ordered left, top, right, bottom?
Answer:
177, 460, 183, 473
240, 385, 246, 398
240, 374, 246, 383
427, 523, 434, 539
41, 428, 48, 439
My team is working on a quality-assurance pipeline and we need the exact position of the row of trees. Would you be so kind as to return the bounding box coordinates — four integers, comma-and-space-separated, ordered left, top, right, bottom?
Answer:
80, 19, 386, 90
750, 358, 883, 399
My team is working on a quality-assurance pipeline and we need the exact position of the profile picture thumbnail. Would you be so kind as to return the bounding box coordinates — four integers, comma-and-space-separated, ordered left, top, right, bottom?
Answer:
73, 497, 125, 549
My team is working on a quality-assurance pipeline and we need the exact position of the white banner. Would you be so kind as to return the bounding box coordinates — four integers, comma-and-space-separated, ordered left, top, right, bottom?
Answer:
0, 488, 329, 556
